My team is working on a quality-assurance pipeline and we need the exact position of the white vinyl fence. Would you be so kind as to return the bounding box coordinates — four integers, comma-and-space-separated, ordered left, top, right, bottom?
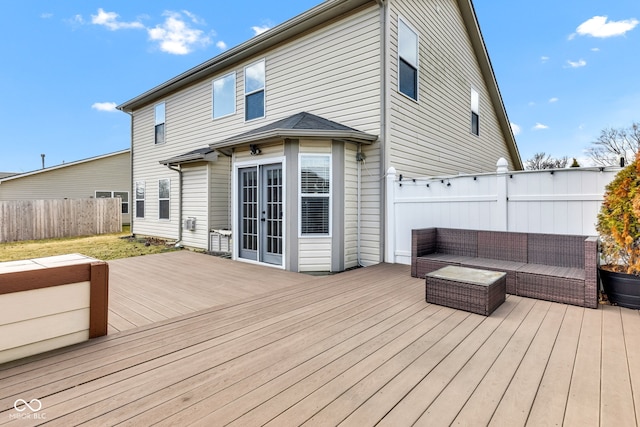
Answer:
385, 159, 619, 265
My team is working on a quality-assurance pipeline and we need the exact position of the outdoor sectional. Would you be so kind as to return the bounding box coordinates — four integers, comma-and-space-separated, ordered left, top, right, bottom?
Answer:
411, 227, 599, 309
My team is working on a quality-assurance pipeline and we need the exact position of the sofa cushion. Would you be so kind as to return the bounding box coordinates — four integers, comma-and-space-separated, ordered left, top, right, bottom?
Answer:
517, 263, 585, 280
527, 233, 585, 269
437, 228, 478, 257
477, 231, 527, 263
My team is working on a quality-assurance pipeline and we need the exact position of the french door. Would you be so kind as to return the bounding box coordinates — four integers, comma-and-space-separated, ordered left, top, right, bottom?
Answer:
238, 163, 283, 265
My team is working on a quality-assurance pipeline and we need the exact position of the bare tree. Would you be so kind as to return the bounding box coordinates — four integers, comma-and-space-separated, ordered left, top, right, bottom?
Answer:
525, 152, 568, 170
587, 122, 640, 167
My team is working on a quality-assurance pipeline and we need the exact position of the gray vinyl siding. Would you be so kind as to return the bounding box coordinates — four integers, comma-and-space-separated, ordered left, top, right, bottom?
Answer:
0, 151, 130, 225
388, 0, 512, 177
181, 164, 209, 249
130, 4, 382, 246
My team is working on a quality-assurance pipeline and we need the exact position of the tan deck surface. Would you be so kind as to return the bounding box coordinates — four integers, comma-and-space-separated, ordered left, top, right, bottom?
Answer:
1, 253, 639, 426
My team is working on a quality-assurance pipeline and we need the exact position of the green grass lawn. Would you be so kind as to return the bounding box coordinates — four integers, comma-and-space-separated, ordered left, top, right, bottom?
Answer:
0, 226, 180, 262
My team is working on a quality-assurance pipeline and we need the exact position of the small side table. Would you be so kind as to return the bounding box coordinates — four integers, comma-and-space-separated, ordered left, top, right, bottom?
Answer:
426, 265, 506, 316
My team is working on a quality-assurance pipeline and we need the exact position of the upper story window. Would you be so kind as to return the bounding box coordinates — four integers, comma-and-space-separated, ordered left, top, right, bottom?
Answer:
154, 103, 165, 144
245, 60, 265, 121
135, 181, 145, 218
158, 178, 170, 220
300, 155, 331, 236
471, 88, 480, 136
398, 18, 418, 101
213, 72, 236, 119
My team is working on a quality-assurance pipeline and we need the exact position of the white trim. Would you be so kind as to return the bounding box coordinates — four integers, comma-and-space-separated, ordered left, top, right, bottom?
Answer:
135, 181, 145, 220
212, 71, 237, 120
298, 153, 332, 238
397, 16, 420, 102
243, 59, 266, 122
158, 178, 170, 220
232, 155, 286, 267
154, 102, 166, 145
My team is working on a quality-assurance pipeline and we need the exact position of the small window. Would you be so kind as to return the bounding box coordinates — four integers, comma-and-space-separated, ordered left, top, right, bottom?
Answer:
155, 103, 165, 144
135, 182, 145, 218
159, 179, 170, 220
471, 88, 480, 136
213, 73, 236, 119
245, 60, 265, 121
398, 18, 418, 100
300, 155, 331, 235
95, 191, 129, 214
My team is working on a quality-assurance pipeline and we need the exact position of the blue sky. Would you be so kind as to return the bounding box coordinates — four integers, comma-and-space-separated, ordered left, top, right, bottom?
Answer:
1, 1, 638, 172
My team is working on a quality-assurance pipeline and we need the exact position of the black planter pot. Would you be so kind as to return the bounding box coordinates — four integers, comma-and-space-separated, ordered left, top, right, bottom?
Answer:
599, 267, 640, 309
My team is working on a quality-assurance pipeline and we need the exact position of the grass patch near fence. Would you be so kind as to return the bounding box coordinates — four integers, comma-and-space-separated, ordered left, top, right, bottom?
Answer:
0, 226, 179, 262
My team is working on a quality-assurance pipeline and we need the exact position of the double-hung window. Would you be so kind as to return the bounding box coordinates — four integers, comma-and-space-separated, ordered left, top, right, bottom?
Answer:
135, 182, 145, 218
245, 60, 265, 121
158, 179, 170, 220
96, 190, 129, 214
155, 103, 165, 144
213, 73, 236, 119
398, 18, 419, 100
471, 88, 480, 136
300, 155, 331, 235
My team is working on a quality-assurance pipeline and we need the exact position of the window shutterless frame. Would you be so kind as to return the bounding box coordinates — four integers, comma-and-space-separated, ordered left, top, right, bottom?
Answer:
244, 59, 266, 121
398, 17, 419, 101
212, 72, 236, 119
154, 103, 166, 145
158, 178, 170, 220
135, 181, 145, 219
299, 154, 331, 237
471, 87, 480, 136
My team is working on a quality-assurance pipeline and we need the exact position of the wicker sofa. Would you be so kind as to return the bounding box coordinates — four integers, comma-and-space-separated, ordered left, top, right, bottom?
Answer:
411, 228, 599, 308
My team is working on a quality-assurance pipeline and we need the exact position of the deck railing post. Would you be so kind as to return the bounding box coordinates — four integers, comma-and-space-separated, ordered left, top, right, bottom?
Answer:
385, 166, 397, 263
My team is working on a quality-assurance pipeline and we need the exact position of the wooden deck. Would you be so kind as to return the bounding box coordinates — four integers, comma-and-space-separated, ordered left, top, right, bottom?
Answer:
1, 254, 639, 426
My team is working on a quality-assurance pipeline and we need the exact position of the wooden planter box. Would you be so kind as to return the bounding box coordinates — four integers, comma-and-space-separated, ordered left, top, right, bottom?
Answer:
0, 254, 108, 364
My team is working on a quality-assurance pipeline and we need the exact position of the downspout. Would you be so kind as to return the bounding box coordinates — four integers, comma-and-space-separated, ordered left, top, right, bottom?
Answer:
357, 143, 362, 266
378, 0, 390, 263
166, 164, 183, 245
124, 110, 134, 235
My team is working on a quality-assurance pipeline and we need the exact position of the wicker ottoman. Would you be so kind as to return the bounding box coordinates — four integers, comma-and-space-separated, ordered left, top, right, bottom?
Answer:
426, 266, 506, 316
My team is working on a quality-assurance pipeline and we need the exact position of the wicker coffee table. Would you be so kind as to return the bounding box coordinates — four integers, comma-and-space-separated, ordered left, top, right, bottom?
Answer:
425, 265, 506, 316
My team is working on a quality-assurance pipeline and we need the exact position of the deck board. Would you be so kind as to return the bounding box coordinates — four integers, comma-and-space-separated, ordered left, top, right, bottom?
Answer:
0, 252, 638, 426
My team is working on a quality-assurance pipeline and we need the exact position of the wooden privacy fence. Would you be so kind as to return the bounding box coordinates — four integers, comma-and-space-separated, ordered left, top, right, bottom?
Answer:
0, 198, 122, 243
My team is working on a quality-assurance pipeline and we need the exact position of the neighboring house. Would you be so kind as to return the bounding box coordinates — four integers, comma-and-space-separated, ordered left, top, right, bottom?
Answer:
118, 0, 522, 273
0, 149, 131, 225
0, 173, 17, 179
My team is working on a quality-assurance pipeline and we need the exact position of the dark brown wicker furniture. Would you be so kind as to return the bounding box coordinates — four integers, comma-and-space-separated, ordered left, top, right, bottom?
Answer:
412, 228, 599, 309
426, 266, 506, 316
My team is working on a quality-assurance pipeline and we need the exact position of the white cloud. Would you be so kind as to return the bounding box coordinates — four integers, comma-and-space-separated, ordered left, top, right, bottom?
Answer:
40, 13, 53, 19
591, 47, 600, 52
566, 59, 587, 68
549, 97, 559, 103
533, 123, 549, 130
510, 123, 521, 136
540, 56, 550, 63
216, 41, 227, 50
91, 8, 144, 31
91, 102, 118, 112
148, 11, 212, 55
572, 16, 639, 39
251, 25, 271, 36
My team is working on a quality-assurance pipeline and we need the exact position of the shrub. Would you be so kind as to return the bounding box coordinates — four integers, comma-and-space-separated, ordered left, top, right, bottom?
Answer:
596, 158, 640, 274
